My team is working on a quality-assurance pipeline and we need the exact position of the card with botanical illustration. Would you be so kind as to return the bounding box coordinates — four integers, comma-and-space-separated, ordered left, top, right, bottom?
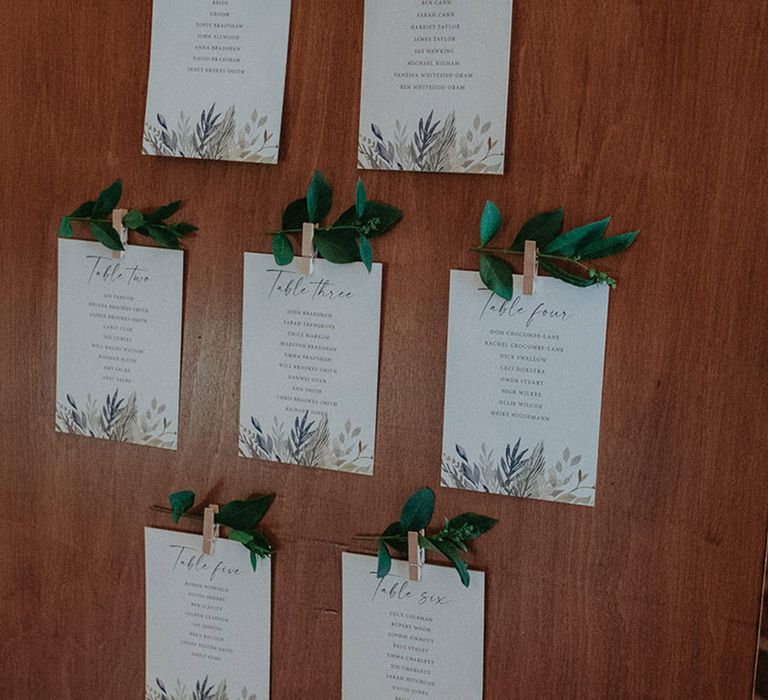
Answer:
145, 528, 271, 700
358, 0, 513, 175
342, 553, 485, 699
239, 254, 382, 475
441, 272, 610, 507
143, 0, 291, 164
56, 239, 183, 450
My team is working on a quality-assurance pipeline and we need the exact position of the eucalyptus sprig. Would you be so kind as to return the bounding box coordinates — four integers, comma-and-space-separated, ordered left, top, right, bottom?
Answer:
361, 487, 497, 588
269, 170, 403, 271
473, 202, 639, 300
162, 490, 275, 572
58, 179, 198, 252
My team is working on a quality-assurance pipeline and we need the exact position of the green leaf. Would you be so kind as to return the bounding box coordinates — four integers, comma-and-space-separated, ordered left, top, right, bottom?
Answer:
333, 201, 403, 238
543, 217, 611, 257
147, 200, 181, 223
145, 226, 180, 249
272, 233, 294, 265
419, 534, 439, 552
306, 170, 332, 223
89, 221, 123, 251
540, 260, 596, 287
578, 231, 639, 260
92, 180, 123, 218
216, 494, 275, 530
512, 208, 564, 251
283, 197, 310, 231
399, 488, 435, 532
377, 539, 392, 578
282, 198, 310, 230
123, 210, 144, 229
313, 228, 360, 263
358, 234, 373, 272
228, 529, 255, 545
69, 200, 96, 218
479, 253, 515, 300
247, 531, 273, 556
169, 490, 195, 524
58, 217, 73, 238
447, 513, 498, 540
433, 539, 470, 588
381, 521, 407, 553
231, 530, 273, 571
171, 222, 198, 236
479, 200, 502, 246
356, 179, 366, 218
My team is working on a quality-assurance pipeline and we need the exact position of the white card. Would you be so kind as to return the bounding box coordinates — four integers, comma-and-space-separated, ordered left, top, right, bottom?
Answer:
55, 239, 183, 450
143, 0, 292, 164
239, 254, 382, 475
145, 528, 271, 700
441, 272, 609, 507
342, 552, 485, 700
358, 0, 513, 175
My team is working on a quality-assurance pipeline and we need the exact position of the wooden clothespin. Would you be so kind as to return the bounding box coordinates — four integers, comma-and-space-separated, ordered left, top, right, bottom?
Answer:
408, 530, 425, 582
202, 504, 219, 555
299, 222, 315, 275
523, 240, 538, 296
112, 208, 129, 260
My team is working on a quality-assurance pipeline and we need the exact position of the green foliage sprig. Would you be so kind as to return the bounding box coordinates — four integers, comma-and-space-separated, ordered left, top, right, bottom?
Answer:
473, 202, 639, 300
163, 490, 275, 572
58, 180, 198, 252
364, 487, 497, 588
269, 170, 403, 271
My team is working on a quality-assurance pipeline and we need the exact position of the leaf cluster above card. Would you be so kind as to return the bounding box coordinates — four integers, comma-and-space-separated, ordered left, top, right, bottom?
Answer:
474, 201, 639, 299
270, 170, 403, 270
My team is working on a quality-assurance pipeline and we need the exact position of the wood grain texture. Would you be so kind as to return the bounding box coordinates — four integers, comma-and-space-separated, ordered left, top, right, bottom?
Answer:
1, 0, 767, 697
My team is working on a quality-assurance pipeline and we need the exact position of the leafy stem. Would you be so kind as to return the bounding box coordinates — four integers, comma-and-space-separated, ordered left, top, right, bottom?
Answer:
58, 179, 199, 252
149, 504, 203, 521
470, 246, 595, 274
363, 487, 498, 588
270, 170, 404, 271
164, 490, 276, 572
268, 225, 360, 236
473, 201, 639, 300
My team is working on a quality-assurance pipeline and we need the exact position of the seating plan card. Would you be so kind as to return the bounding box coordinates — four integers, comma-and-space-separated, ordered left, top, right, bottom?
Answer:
441, 272, 610, 507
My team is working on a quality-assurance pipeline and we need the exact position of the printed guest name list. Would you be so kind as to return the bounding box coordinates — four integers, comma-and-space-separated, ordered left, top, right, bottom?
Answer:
342, 553, 485, 700
145, 528, 271, 700
441, 272, 609, 507
358, 0, 513, 174
143, 0, 291, 164
239, 254, 382, 475
56, 239, 183, 450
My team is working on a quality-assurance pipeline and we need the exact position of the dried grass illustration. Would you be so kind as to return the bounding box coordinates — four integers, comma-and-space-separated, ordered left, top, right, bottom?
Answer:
144, 104, 277, 164
56, 390, 175, 449
359, 111, 503, 174
239, 411, 372, 474
147, 677, 256, 700
442, 442, 594, 506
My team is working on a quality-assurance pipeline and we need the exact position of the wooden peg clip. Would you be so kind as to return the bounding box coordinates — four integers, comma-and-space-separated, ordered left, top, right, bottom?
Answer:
112, 208, 129, 260
202, 504, 219, 555
408, 530, 425, 582
299, 222, 315, 276
523, 240, 538, 296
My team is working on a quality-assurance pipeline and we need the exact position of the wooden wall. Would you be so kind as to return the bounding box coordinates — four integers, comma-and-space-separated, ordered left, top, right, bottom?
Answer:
1, 0, 767, 697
